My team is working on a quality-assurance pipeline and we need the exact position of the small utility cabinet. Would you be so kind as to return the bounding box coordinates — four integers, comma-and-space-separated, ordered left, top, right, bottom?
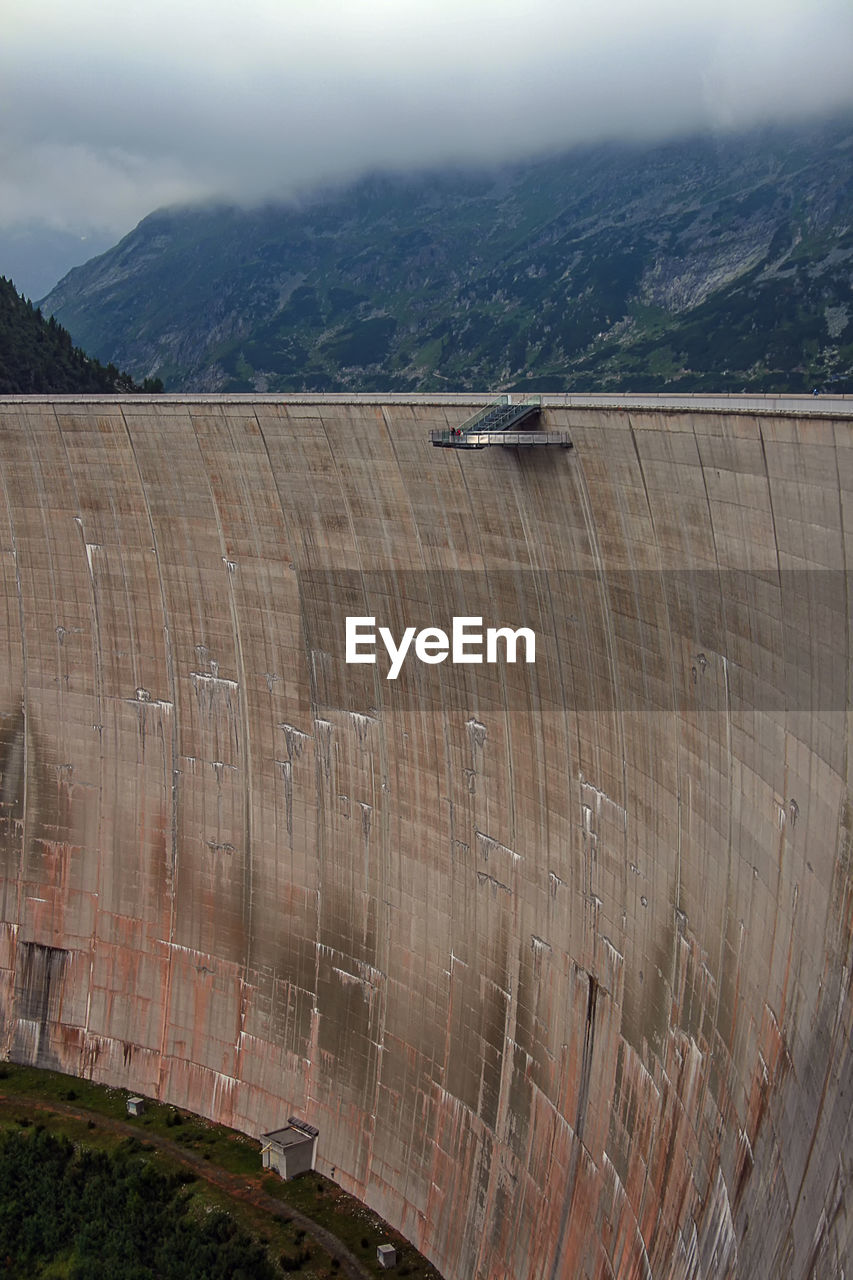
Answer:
261, 1117, 319, 1180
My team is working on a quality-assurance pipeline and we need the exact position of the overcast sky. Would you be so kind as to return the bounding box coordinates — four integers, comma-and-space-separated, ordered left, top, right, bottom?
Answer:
3, 0, 853, 240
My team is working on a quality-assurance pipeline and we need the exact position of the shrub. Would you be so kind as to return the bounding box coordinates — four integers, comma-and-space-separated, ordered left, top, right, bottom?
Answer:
279, 1247, 311, 1271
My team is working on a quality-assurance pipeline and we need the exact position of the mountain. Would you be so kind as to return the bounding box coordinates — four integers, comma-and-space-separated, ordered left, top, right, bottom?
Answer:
0, 276, 163, 394
41, 116, 853, 394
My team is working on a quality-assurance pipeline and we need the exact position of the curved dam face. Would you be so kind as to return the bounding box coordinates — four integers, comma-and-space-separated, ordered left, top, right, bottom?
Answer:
0, 394, 851, 1278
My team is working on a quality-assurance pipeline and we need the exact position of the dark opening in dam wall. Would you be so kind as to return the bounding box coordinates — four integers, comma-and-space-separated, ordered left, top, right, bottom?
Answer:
0, 394, 850, 1278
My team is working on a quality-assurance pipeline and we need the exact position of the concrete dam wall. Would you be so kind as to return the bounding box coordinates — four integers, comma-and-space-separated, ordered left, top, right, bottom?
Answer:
0, 394, 850, 1278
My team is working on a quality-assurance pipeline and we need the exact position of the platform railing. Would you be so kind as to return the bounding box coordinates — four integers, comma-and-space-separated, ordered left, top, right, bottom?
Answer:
429, 427, 572, 449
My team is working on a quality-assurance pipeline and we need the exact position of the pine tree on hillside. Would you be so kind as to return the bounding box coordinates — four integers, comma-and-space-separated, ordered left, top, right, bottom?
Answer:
0, 276, 163, 394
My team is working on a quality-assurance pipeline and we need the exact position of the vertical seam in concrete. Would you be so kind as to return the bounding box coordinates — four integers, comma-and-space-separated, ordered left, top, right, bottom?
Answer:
427, 424, 504, 1280
833, 418, 851, 792
310, 414, 370, 848
546, 411, 586, 903
547, 415, 629, 1280
428, 407, 499, 868
758, 418, 796, 1032
626, 416, 684, 1020
118, 404, 179, 1100
570, 417, 628, 966
51, 404, 104, 1048
474, 464, 526, 1271
785, 422, 850, 1245
187, 405, 255, 1024
0, 418, 28, 941
378, 402, 437, 1194
692, 413, 735, 1156
251, 405, 318, 907
47, 409, 96, 946
505, 441, 560, 847
313, 404, 388, 1187
549, 972, 599, 1280
753, 422, 794, 1133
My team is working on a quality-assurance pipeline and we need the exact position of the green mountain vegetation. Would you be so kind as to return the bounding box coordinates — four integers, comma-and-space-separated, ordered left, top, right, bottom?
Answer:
41, 115, 853, 393
0, 1125, 277, 1279
0, 276, 163, 394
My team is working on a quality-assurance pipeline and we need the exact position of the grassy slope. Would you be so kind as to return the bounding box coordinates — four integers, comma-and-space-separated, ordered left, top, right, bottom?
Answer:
0, 1063, 442, 1280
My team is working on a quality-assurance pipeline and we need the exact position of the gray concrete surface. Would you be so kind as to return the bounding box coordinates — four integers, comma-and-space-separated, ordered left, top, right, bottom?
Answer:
0, 396, 850, 1278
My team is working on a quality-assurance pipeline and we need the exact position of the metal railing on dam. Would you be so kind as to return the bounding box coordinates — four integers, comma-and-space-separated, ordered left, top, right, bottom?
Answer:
429, 428, 573, 448
0, 395, 851, 1279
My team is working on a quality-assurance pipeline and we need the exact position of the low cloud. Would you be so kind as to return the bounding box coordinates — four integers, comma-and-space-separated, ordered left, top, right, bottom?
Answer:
3, 0, 853, 238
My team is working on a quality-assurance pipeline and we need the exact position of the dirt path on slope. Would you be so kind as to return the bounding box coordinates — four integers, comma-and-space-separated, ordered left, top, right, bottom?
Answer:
0, 1091, 372, 1280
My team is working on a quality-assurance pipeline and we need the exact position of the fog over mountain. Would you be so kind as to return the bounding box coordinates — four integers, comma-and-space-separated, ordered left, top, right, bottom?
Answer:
41, 116, 853, 395
3, 0, 853, 257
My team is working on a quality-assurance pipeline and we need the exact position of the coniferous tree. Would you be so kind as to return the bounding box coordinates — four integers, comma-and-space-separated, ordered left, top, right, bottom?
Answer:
0, 276, 164, 393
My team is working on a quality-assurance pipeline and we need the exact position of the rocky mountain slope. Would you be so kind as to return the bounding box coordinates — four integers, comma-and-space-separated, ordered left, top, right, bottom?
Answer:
42, 115, 853, 393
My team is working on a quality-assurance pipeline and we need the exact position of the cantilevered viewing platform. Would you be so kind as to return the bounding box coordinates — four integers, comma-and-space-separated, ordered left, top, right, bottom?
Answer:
430, 395, 573, 449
